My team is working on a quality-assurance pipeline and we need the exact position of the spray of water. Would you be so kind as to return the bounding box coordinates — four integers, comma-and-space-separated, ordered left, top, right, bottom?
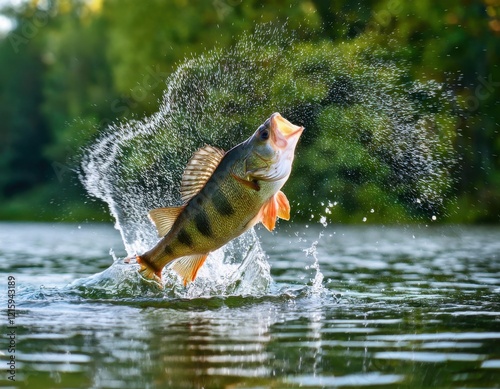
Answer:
303, 234, 326, 296
77, 25, 455, 297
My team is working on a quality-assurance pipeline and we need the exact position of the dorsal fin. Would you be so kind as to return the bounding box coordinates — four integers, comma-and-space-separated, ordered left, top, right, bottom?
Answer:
148, 206, 184, 237
180, 145, 225, 203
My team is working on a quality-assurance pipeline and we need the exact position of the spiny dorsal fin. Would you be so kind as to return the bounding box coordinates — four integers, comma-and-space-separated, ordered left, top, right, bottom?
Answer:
180, 145, 225, 203
258, 191, 291, 231
148, 206, 184, 237
172, 253, 209, 286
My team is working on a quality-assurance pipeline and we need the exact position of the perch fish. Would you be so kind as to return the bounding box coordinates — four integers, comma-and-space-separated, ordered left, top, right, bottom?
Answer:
134, 113, 303, 286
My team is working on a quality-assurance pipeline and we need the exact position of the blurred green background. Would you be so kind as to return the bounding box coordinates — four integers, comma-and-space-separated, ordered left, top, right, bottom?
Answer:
0, 0, 499, 223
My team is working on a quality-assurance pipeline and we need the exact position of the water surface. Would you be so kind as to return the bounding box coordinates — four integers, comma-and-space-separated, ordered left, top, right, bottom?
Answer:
0, 222, 499, 388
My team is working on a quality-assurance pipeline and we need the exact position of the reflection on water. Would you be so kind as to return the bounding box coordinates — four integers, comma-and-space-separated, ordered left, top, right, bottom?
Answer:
0, 223, 499, 388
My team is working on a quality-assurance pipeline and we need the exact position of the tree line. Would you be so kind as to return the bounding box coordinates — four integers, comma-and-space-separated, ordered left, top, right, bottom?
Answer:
0, 0, 498, 223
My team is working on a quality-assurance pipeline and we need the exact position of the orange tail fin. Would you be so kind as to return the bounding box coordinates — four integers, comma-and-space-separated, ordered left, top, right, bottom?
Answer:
136, 255, 163, 285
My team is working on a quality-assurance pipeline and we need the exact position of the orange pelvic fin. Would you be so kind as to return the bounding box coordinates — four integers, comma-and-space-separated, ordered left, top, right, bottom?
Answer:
136, 255, 163, 285
259, 191, 291, 231
172, 253, 209, 286
275, 190, 290, 220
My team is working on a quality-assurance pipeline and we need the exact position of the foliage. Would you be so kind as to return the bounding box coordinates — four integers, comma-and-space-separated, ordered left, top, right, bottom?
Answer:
0, 0, 498, 223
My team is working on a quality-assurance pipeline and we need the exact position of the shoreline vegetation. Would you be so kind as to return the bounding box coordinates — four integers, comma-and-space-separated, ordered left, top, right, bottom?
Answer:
1, 1, 499, 224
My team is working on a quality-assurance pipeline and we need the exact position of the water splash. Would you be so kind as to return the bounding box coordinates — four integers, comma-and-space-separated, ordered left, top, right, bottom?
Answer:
303, 233, 326, 296
78, 24, 455, 296
69, 229, 271, 298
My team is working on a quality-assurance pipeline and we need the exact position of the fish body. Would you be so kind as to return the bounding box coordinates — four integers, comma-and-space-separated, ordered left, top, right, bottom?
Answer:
136, 113, 303, 285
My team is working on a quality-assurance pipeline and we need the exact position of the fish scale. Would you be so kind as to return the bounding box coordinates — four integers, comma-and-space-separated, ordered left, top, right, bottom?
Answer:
176, 153, 265, 253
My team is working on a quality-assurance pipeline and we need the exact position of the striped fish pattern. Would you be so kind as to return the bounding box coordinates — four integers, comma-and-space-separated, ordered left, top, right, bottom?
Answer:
135, 113, 303, 286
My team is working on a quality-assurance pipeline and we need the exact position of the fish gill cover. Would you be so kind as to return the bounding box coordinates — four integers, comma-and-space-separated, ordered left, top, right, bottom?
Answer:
78, 25, 456, 296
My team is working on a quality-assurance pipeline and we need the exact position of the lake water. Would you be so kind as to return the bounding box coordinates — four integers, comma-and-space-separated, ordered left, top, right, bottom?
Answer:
0, 222, 499, 388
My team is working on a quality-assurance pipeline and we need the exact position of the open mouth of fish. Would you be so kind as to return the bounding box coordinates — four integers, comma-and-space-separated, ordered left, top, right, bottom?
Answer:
270, 112, 304, 145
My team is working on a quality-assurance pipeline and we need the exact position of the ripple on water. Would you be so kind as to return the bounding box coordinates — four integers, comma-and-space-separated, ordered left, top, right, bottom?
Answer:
286, 373, 405, 387
1, 223, 500, 389
481, 360, 500, 369
375, 351, 486, 363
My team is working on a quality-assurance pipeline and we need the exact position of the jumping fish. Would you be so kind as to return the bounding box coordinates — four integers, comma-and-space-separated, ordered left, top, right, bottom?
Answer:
134, 113, 303, 285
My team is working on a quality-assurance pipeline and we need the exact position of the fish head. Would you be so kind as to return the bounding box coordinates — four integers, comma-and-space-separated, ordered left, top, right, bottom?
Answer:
245, 113, 303, 183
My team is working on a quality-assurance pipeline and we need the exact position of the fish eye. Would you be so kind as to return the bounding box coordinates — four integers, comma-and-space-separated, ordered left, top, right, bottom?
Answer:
259, 128, 270, 141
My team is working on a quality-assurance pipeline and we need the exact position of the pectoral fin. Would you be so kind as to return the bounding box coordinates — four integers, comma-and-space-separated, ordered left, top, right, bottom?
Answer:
231, 173, 260, 191
172, 253, 209, 286
259, 191, 291, 231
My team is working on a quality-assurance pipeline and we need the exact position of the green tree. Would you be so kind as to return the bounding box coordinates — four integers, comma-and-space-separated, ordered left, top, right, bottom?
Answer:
361, 0, 500, 221
0, 0, 498, 223
0, 8, 50, 201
